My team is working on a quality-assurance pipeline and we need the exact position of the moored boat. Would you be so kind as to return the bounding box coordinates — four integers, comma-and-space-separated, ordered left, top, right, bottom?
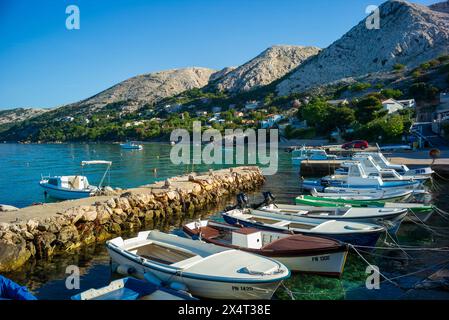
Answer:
311, 188, 414, 202
71, 277, 197, 300
120, 141, 143, 150
256, 204, 407, 234
355, 152, 434, 177
301, 162, 421, 192
0, 275, 37, 300
39, 160, 112, 200
222, 209, 385, 248
335, 155, 430, 182
106, 230, 290, 300
295, 195, 434, 222
183, 220, 349, 277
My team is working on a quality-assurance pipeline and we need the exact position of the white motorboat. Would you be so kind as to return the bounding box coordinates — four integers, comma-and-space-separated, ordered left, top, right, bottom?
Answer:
336, 155, 429, 182
39, 160, 112, 200
356, 152, 434, 177
222, 209, 385, 248
301, 162, 421, 192
257, 204, 407, 234
106, 230, 290, 300
120, 141, 143, 150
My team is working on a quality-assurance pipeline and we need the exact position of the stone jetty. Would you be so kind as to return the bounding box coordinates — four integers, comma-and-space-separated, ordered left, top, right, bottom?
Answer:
0, 166, 265, 273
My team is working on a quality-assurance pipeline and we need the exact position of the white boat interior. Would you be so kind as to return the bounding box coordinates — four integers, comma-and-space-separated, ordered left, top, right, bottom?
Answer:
338, 156, 429, 181
225, 209, 385, 235
258, 204, 406, 219
312, 188, 413, 200
355, 152, 434, 177
108, 231, 288, 280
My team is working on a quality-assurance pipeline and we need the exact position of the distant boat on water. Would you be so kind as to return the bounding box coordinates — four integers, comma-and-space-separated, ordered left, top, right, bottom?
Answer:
120, 141, 143, 150
39, 160, 112, 200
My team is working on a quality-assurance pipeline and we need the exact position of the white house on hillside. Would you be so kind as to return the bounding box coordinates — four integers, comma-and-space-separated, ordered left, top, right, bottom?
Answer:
382, 98, 416, 114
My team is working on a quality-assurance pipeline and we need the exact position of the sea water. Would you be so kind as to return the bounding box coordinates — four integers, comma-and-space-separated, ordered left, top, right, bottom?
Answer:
1, 143, 449, 300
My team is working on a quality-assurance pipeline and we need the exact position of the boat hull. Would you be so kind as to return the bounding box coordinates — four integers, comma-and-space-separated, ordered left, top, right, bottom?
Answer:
107, 247, 285, 300
271, 251, 347, 277
39, 183, 92, 200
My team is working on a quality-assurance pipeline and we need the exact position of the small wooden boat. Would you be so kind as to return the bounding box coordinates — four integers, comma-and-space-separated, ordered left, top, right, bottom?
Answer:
71, 277, 197, 300
222, 209, 385, 248
256, 204, 407, 234
39, 160, 112, 200
0, 275, 37, 300
183, 220, 348, 277
120, 141, 143, 150
295, 195, 434, 216
106, 230, 290, 300
310, 188, 414, 202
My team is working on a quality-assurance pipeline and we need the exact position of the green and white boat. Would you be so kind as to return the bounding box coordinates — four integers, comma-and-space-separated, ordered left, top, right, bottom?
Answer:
295, 195, 434, 222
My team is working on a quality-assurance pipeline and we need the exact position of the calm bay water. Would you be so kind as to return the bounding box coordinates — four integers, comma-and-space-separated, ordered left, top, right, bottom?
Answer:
1, 143, 449, 300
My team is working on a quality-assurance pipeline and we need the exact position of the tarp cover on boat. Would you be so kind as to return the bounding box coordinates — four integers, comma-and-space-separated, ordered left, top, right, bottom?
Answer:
0, 275, 37, 300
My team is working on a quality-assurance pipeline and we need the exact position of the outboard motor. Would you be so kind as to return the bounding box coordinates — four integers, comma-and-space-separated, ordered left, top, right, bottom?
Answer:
225, 193, 249, 211
236, 193, 249, 209
262, 192, 276, 205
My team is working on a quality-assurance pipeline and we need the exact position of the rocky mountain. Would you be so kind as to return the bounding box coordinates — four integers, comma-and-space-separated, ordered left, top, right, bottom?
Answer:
0, 108, 49, 125
70, 67, 216, 114
430, 1, 449, 14
211, 45, 320, 93
277, 0, 449, 96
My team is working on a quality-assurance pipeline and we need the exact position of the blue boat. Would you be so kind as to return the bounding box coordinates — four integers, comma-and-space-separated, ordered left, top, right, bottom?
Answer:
0, 275, 37, 300
222, 209, 385, 248
71, 277, 197, 300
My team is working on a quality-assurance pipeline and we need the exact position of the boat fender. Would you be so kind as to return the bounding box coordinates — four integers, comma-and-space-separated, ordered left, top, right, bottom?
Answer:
143, 273, 162, 286
115, 265, 136, 276
168, 282, 188, 292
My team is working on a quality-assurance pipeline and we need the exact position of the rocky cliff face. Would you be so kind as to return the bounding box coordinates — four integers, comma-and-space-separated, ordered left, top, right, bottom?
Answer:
277, 0, 449, 96
430, 1, 449, 14
212, 45, 320, 93
71, 67, 216, 113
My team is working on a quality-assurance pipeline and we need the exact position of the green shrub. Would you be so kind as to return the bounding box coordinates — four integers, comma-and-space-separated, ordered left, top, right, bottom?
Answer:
350, 82, 372, 92
284, 126, 316, 139
393, 63, 405, 71
381, 88, 403, 99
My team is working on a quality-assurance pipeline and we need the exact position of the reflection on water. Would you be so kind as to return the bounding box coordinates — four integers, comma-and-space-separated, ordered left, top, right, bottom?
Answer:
2, 143, 449, 300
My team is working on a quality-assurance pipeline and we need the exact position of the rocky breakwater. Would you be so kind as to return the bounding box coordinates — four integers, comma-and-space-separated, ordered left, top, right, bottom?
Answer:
0, 166, 265, 273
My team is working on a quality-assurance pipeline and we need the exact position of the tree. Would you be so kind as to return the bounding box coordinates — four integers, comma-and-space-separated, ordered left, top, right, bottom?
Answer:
354, 96, 384, 124
409, 82, 439, 101
381, 88, 403, 99
332, 106, 356, 129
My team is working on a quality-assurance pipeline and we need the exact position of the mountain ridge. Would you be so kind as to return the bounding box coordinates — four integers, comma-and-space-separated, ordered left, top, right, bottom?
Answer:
276, 0, 449, 96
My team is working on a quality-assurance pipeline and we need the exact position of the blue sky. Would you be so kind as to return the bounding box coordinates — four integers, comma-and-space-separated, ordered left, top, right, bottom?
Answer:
0, 0, 441, 109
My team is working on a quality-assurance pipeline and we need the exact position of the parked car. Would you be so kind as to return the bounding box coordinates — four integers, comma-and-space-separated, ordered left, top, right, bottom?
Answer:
342, 140, 369, 150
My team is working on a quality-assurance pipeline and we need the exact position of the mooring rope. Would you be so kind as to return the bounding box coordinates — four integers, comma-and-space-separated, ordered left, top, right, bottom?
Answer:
349, 244, 400, 287
384, 231, 413, 259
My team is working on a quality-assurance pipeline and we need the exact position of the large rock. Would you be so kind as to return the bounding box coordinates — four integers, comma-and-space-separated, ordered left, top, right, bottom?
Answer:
0, 232, 32, 272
